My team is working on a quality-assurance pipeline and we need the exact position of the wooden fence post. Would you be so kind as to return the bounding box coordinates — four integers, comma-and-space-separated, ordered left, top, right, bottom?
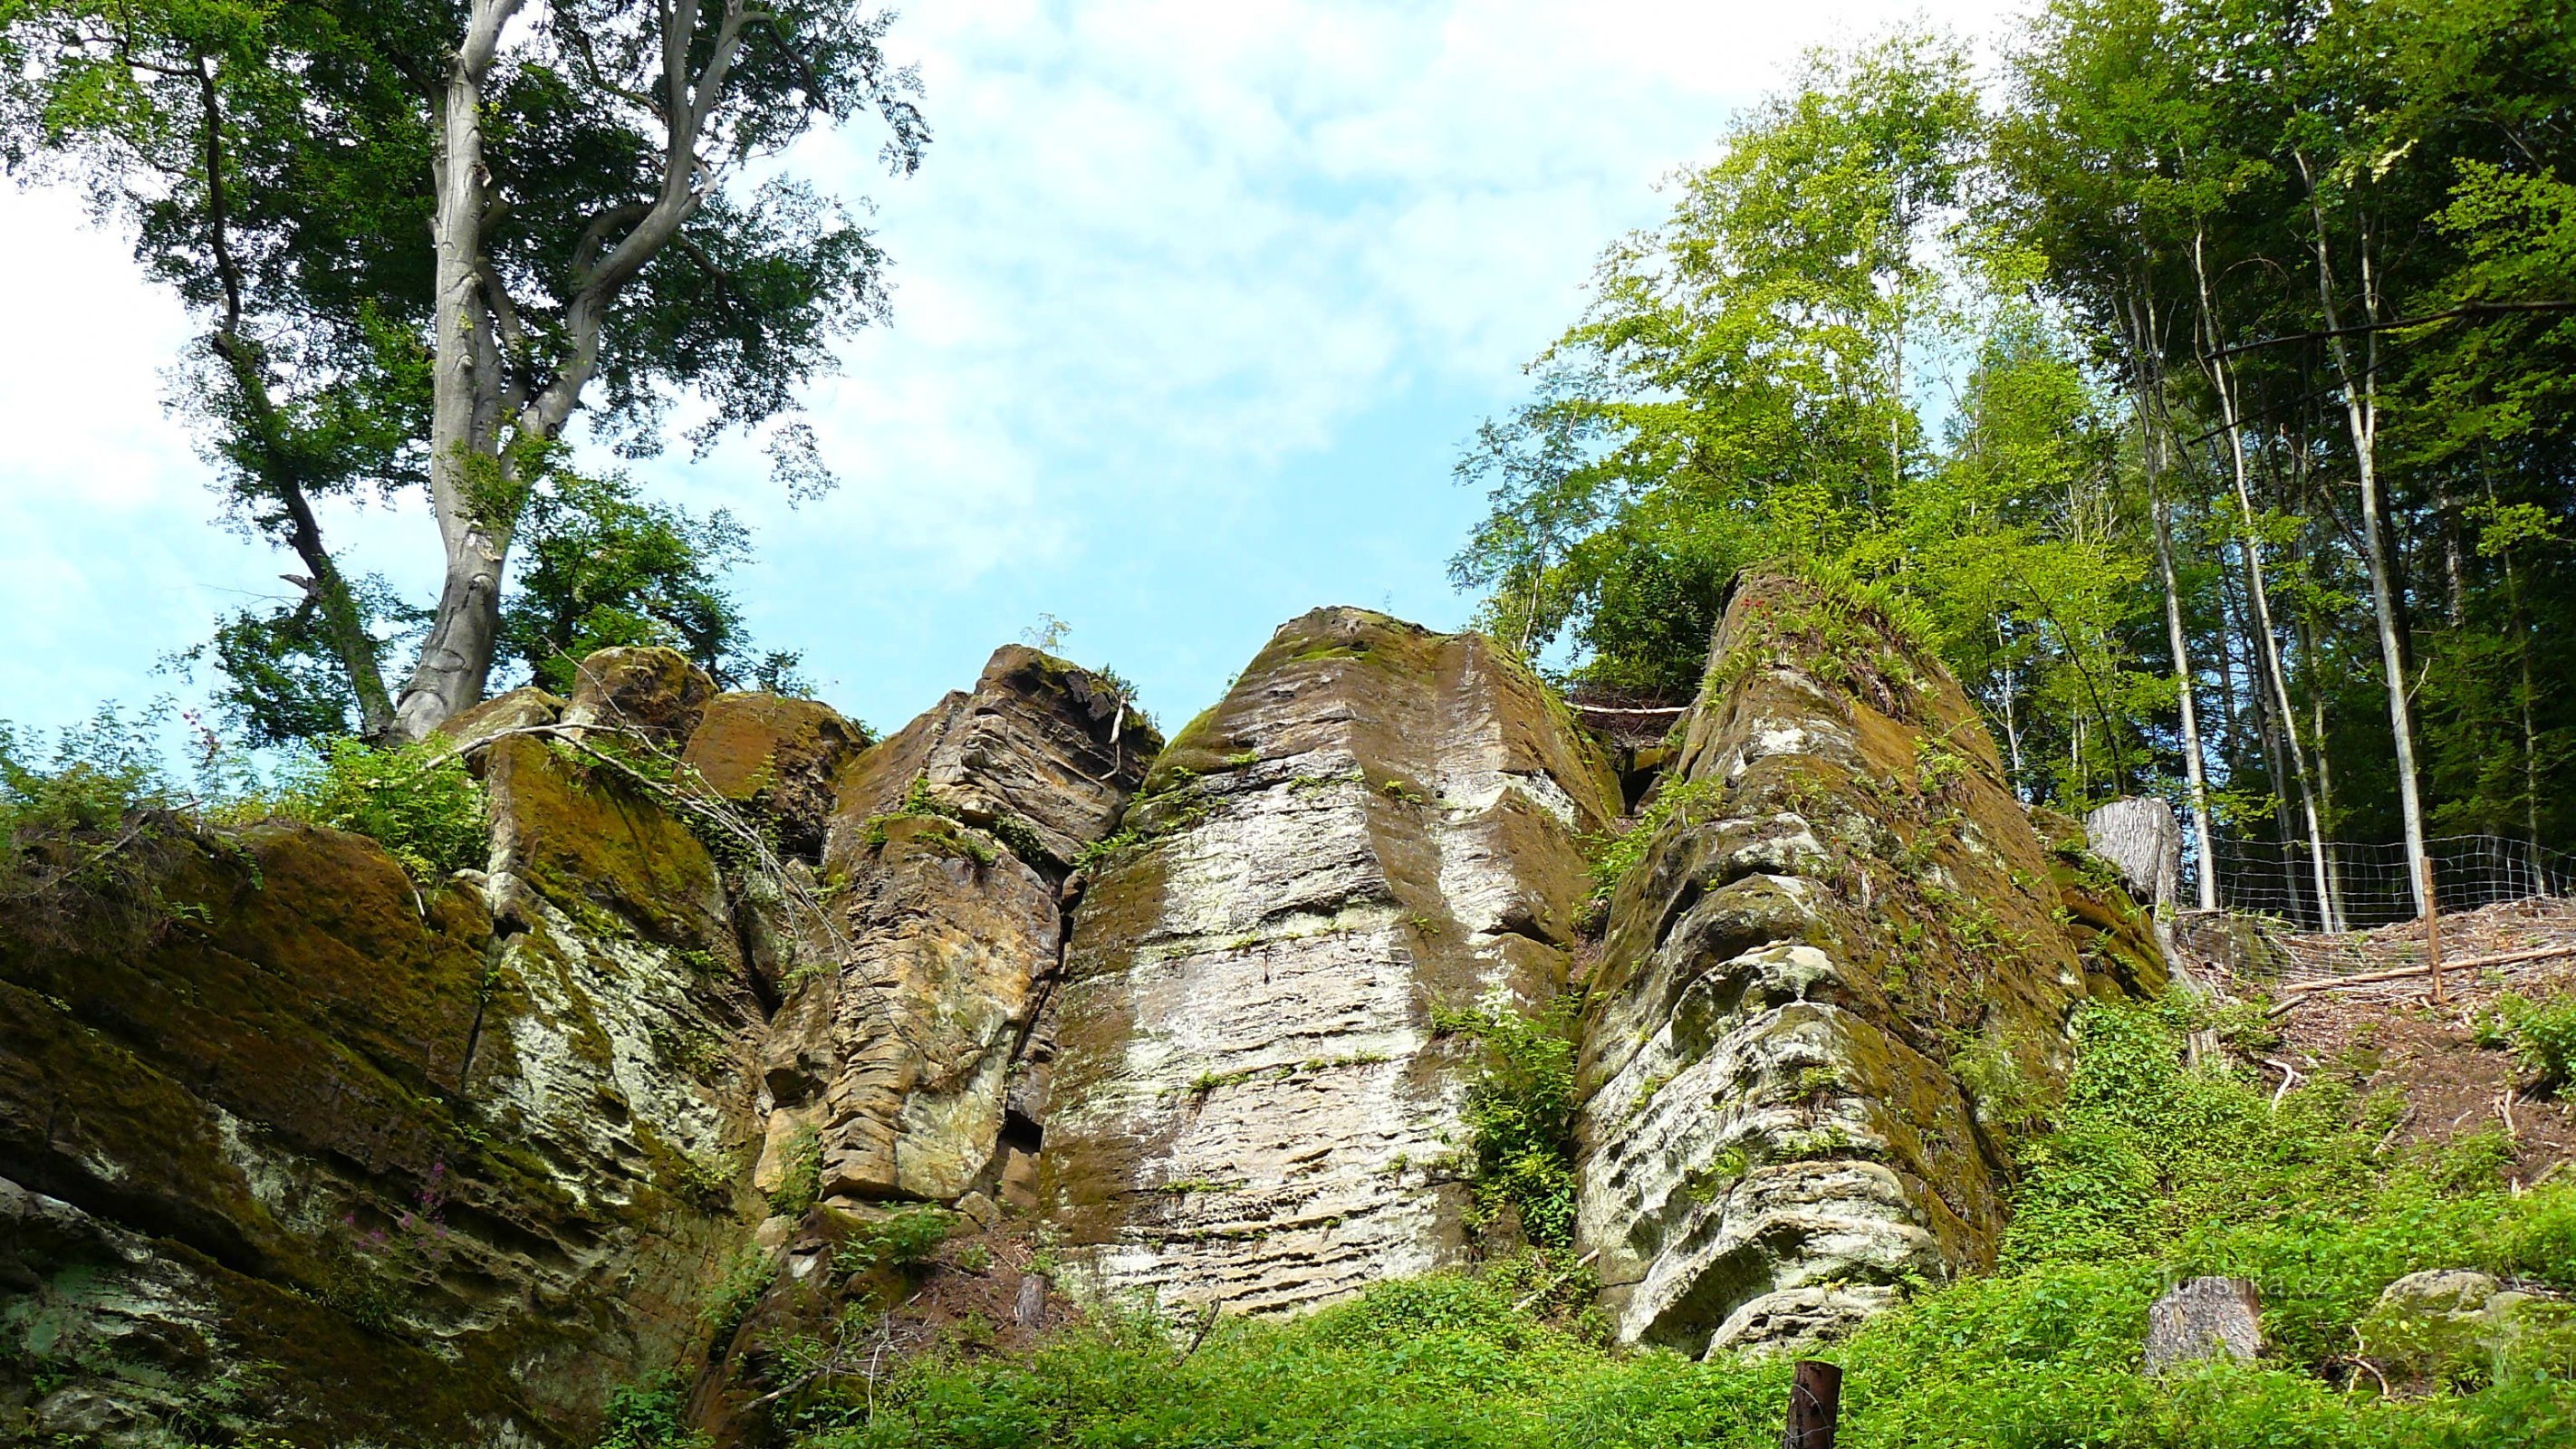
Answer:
2423, 857, 2444, 1005
1783, 1359, 1841, 1449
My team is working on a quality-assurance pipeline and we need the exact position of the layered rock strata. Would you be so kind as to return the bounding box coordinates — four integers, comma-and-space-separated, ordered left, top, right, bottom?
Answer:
1572, 572, 2148, 1358
1040, 609, 1620, 1316
753, 646, 1159, 1209
1, 655, 770, 1446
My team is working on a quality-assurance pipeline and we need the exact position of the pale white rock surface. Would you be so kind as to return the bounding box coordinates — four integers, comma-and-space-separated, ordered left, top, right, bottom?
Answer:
1041, 609, 1620, 1317
1575, 573, 2129, 1357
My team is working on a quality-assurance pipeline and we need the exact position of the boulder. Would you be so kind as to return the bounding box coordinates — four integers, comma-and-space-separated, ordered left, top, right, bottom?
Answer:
2146, 1276, 2263, 1372
434, 684, 564, 761
2361, 1269, 2560, 1389
1573, 571, 2129, 1358
682, 692, 867, 860
1039, 608, 1620, 1317
560, 646, 717, 751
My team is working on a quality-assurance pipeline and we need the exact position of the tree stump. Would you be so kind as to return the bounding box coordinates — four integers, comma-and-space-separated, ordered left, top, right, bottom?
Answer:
2085, 796, 2182, 912
2146, 1276, 2261, 1373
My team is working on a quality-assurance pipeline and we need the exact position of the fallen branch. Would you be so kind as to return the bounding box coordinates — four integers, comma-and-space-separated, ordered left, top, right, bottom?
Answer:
2261, 1058, 2303, 1109
2267, 941, 2576, 1013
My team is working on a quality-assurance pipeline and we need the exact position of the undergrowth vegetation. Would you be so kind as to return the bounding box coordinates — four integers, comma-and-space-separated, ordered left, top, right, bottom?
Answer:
1433, 993, 1584, 1247
783, 997, 2576, 1449
1, 705, 490, 935
268, 736, 487, 879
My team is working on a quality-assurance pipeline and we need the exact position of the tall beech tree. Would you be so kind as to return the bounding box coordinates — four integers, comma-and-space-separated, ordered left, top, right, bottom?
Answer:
1, 0, 924, 740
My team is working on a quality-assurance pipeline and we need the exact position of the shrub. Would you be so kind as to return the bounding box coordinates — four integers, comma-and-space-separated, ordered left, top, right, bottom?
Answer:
594, 1371, 711, 1449
0, 705, 206, 946
833, 1209, 954, 1276
272, 737, 488, 881
1435, 993, 1581, 1247
2485, 993, 2576, 1091
768, 1127, 823, 1219
1586, 773, 1723, 898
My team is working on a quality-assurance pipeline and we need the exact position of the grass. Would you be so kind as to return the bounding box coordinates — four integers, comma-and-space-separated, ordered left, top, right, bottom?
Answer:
773, 995, 2576, 1449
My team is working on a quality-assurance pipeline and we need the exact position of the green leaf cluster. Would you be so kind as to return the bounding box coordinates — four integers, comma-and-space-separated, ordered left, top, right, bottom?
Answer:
268, 737, 487, 881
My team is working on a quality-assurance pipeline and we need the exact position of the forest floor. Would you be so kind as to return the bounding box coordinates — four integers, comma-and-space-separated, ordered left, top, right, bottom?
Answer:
2250, 897, 2576, 1185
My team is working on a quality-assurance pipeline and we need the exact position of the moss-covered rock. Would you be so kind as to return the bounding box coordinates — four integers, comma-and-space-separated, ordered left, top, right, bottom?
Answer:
681, 693, 865, 861
561, 646, 717, 751
1, 746, 767, 1444
1039, 608, 1620, 1318
1573, 571, 2156, 1358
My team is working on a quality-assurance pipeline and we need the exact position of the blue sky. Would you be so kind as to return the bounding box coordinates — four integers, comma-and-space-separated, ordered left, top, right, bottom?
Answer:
0, 0, 2013, 744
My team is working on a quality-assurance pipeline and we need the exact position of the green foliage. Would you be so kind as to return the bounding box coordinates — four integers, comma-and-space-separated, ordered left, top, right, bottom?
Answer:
1434, 993, 1582, 1248
1092, 663, 1157, 733
769, 1127, 824, 1219
594, 1371, 712, 1449
832, 1209, 955, 1277
0, 704, 230, 947
499, 469, 758, 696
1587, 774, 1724, 898
270, 737, 487, 880
2479, 993, 2576, 1092
700, 1247, 777, 1345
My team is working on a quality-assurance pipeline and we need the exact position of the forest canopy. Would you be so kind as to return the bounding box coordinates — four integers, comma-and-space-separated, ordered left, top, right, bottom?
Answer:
1456, 0, 2576, 919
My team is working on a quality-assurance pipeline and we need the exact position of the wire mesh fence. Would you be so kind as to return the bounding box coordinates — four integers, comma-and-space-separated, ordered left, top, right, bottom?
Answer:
2191, 833, 2576, 933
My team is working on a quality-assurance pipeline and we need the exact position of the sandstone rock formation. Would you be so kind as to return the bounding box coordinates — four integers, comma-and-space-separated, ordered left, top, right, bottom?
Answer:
1039, 609, 1620, 1316
681, 692, 868, 861
753, 646, 1159, 1209
1, 678, 770, 1445
3, 596, 2175, 1444
1572, 572, 2148, 1358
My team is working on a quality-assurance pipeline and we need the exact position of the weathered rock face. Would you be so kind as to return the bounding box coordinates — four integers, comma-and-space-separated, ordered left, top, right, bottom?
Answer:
1573, 572, 2145, 1358
560, 646, 719, 750
0, 719, 768, 1445
680, 692, 868, 861
751, 647, 1160, 1210
1039, 609, 1621, 1316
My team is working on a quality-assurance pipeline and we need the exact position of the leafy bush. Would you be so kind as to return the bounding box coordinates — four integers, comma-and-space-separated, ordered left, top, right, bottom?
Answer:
0, 705, 207, 945
833, 1209, 955, 1277
1587, 773, 1723, 898
2482, 993, 2576, 1091
768, 1126, 824, 1219
272, 737, 489, 880
594, 1371, 711, 1449
1435, 993, 1581, 1247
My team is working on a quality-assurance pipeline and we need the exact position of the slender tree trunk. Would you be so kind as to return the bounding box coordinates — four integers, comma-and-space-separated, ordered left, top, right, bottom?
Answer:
2192, 229, 2338, 928
2297, 608, 2348, 925
2485, 473, 2545, 859
395, 0, 528, 742
2129, 293, 2219, 910
2299, 152, 2427, 914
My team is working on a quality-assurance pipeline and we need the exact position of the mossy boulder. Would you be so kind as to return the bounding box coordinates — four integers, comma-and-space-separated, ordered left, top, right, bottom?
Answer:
682, 692, 866, 860
561, 646, 717, 751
